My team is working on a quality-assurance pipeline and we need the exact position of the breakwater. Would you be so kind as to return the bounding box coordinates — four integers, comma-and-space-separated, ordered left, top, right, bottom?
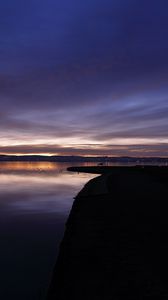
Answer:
47, 166, 168, 299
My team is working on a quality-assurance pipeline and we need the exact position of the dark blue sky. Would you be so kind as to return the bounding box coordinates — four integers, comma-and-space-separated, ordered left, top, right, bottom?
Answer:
1, 0, 168, 156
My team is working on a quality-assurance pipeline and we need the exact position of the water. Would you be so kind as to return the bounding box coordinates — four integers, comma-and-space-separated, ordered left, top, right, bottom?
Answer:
0, 162, 97, 300
0, 161, 164, 299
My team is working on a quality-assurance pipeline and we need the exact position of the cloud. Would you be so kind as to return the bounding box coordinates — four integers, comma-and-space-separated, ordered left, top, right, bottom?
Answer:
0, 0, 168, 155
0, 142, 167, 157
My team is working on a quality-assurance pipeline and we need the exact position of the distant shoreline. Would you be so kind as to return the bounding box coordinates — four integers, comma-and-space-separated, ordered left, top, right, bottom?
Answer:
0, 155, 168, 164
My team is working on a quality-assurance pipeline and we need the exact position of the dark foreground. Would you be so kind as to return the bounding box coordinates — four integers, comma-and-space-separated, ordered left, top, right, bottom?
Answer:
47, 166, 168, 299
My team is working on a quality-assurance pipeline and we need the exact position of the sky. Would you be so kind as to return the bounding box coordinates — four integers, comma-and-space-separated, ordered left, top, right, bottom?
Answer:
0, 0, 168, 157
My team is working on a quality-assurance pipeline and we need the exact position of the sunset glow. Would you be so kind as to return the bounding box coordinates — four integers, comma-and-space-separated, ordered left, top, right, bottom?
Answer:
0, 0, 168, 157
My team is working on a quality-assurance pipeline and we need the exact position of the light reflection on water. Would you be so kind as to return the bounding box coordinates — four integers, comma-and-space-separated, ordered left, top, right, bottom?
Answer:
0, 162, 96, 300
0, 162, 96, 215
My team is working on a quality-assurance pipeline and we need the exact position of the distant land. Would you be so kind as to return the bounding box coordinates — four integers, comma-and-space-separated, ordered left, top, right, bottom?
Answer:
0, 155, 168, 164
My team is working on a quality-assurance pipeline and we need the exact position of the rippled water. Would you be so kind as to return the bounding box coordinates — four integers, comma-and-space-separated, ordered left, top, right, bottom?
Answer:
0, 162, 97, 300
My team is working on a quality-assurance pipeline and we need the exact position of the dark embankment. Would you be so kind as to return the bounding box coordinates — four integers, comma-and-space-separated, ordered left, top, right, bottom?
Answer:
68, 165, 168, 177
47, 166, 168, 299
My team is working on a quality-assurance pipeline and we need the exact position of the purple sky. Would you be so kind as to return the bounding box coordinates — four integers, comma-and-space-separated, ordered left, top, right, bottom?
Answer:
0, 0, 168, 156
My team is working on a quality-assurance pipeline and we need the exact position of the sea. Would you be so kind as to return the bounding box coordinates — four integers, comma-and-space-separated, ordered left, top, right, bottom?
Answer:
0, 161, 166, 299
0, 162, 97, 300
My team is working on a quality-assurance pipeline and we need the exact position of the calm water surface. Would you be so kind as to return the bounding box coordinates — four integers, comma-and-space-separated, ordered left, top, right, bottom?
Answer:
0, 162, 97, 300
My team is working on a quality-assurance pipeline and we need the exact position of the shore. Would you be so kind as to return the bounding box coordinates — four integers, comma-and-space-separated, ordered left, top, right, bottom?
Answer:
47, 166, 168, 299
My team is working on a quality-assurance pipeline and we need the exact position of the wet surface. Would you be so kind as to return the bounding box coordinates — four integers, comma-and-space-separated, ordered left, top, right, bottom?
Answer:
0, 162, 96, 300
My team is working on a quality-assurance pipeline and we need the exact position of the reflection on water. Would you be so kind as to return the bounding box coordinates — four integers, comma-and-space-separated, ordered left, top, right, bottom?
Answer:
0, 162, 96, 300
0, 162, 97, 215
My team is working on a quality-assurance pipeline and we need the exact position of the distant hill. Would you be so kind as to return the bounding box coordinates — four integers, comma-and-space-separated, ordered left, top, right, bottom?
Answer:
0, 155, 167, 164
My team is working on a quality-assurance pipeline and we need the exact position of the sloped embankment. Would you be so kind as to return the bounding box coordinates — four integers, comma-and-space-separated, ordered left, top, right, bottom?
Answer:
47, 166, 168, 299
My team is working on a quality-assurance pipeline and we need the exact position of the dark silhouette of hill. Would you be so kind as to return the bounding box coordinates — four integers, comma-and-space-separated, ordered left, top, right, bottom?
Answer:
0, 155, 168, 164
